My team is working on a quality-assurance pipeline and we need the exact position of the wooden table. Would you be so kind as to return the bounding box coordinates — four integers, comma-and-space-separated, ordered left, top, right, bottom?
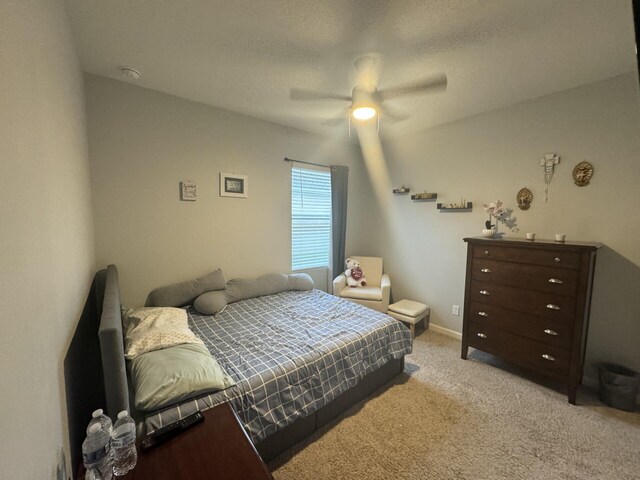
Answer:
82, 403, 274, 479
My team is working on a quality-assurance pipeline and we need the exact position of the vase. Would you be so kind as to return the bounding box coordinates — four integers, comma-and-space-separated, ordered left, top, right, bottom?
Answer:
481, 228, 496, 238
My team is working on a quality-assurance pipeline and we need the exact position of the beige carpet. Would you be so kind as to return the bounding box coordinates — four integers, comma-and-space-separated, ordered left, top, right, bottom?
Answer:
269, 331, 640, 480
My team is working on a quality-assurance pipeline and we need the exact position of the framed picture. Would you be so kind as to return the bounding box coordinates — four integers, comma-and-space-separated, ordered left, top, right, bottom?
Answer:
220, 172, 248, 198
180, 180, 197, 201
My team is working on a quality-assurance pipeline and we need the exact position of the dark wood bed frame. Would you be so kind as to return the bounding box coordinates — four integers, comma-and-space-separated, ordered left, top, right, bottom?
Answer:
65, 265, 405, 475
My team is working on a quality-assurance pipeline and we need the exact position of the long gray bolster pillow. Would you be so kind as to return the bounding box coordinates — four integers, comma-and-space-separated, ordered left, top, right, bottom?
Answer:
146, 269, 226, 307
194, 273, 314, 315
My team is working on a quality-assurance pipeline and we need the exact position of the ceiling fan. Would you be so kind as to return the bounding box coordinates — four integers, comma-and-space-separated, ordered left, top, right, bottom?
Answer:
290, 55, 447, 126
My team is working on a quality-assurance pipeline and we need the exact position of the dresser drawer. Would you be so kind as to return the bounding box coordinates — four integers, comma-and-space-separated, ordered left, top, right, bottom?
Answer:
468, 322, 569, 377
472, 244, 580, 270
470, 280, 575, 321
471, 259, 578, 296
468, 301, 572, 349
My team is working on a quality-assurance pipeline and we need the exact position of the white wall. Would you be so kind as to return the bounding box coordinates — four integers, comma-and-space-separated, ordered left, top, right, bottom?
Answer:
379, 73, 640, 380
0, 0, 95, 478
85, 75, 377, 305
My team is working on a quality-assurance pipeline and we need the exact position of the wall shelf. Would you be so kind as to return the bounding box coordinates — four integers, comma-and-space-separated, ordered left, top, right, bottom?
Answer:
411, 192, 438, 201
393, 187, 411, 194
437, 202, 473, 211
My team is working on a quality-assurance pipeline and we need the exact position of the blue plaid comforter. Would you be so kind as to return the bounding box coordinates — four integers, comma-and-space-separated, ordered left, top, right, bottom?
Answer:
143, 289, 412, 443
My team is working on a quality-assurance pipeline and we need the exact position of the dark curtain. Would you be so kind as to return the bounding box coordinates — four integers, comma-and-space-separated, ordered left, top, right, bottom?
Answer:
330, 165, 349, 281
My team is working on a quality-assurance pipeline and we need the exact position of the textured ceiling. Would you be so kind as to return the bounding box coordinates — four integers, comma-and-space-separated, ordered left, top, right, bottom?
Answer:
64, 0, 637, 139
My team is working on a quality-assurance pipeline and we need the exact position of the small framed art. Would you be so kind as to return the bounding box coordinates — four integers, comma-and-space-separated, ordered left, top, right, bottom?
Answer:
180, 180, 197, 201
220, 172, 248, 198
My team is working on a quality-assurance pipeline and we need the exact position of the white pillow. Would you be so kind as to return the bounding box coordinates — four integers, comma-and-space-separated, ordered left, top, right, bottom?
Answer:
121, 307, 204, 359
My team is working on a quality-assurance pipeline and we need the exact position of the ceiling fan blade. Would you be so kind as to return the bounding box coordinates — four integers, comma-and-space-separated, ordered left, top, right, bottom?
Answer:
378, 73, 447, 100
321, 108, 351, 126
380, 105, 409, 123
322, 116, 346, 126
290, 88, 351, 102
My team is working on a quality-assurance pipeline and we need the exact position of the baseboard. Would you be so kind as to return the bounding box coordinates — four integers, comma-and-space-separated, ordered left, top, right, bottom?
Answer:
428, 323, 462, 341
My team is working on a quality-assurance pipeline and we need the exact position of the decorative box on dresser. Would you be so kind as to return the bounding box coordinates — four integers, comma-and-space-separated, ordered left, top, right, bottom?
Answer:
461, 237, 600, 404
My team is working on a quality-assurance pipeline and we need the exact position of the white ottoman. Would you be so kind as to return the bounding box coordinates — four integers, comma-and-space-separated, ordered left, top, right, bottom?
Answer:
388, 300, 430, 338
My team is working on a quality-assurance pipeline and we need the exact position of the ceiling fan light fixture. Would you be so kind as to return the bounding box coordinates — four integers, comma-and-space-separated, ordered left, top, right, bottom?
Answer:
352, 106, 377, 120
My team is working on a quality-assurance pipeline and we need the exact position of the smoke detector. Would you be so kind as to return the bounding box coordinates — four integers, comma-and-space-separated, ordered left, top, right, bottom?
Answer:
120, 67, 142, 80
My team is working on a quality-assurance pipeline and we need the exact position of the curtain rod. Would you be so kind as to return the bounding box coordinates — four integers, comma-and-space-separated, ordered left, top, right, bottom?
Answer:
284, 157, 330, 169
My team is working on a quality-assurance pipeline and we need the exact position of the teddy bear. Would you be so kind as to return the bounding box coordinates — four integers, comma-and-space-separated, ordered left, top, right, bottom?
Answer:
345, 257, 367, 287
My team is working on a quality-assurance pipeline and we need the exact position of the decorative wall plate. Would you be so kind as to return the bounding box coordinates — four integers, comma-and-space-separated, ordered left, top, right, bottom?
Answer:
572, 161, 594, 187
516, 187, 533, 210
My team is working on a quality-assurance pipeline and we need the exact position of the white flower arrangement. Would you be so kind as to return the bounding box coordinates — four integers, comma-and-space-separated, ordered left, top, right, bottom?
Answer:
483, 200, 506, 229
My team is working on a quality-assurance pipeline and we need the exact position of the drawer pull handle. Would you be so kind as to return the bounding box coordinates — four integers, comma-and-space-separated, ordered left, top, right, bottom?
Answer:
554, 257, 561, 263
546, 304, 560, 310
481, 268, 492, 273
484, 250, 490, 255
478, 311, 489, 317
544, 329, 559, 336
548, 278, 563, 284
542, 354, 556, 361
480, 290, 490, 296
477, 333, 487, 338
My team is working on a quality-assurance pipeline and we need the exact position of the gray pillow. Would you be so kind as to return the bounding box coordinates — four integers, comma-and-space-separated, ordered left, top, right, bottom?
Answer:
193, 290, 227, 316
146, 269, 226, 307
129, 343, 235, 411
225, 273, 287, 303
225, 273, 314, 304
287, 273, 314, 291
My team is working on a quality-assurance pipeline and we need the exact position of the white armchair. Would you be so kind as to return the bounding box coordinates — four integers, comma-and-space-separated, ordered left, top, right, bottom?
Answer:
333, 256, 391, 313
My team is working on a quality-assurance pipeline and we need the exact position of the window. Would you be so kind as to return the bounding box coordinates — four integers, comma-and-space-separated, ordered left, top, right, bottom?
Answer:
291, 167, 332, 270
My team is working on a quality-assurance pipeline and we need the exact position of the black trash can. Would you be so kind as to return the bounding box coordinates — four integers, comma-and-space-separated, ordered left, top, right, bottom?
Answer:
598, 363, 640, 412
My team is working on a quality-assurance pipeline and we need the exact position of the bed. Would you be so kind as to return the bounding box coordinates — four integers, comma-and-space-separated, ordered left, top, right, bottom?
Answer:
97, 265, 412, 461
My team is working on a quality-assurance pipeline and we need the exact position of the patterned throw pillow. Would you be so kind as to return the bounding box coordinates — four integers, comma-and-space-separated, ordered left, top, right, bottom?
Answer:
121, 306, 204, 359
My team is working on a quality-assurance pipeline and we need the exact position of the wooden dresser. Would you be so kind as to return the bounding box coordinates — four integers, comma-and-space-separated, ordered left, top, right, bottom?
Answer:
461, 237, 600, 404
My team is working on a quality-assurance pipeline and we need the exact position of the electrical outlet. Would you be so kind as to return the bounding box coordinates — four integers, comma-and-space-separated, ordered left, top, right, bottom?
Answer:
452, 305, 460, 316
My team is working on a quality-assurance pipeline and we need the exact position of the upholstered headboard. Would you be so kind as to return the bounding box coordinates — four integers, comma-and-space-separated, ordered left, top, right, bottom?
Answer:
65, 264, 129, 477
97, 264, 129, 419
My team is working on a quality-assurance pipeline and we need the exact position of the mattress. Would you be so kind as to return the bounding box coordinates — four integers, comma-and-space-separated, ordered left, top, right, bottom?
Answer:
143, 289, 412, 443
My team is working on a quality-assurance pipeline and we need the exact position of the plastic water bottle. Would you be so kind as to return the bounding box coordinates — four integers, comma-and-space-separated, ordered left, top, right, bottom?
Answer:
85, 467, 102, 480
87, 409, 113, 436
82, 423, 113, 480
111, 410, 137, 476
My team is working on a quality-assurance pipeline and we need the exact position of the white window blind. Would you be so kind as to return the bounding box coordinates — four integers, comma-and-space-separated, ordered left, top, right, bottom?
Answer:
291, 167, 332, 270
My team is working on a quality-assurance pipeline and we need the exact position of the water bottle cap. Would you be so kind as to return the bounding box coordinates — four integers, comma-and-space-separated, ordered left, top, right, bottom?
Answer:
117, 410, 128, 419
91, 409, 103, 418
88, 423, 102, 433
